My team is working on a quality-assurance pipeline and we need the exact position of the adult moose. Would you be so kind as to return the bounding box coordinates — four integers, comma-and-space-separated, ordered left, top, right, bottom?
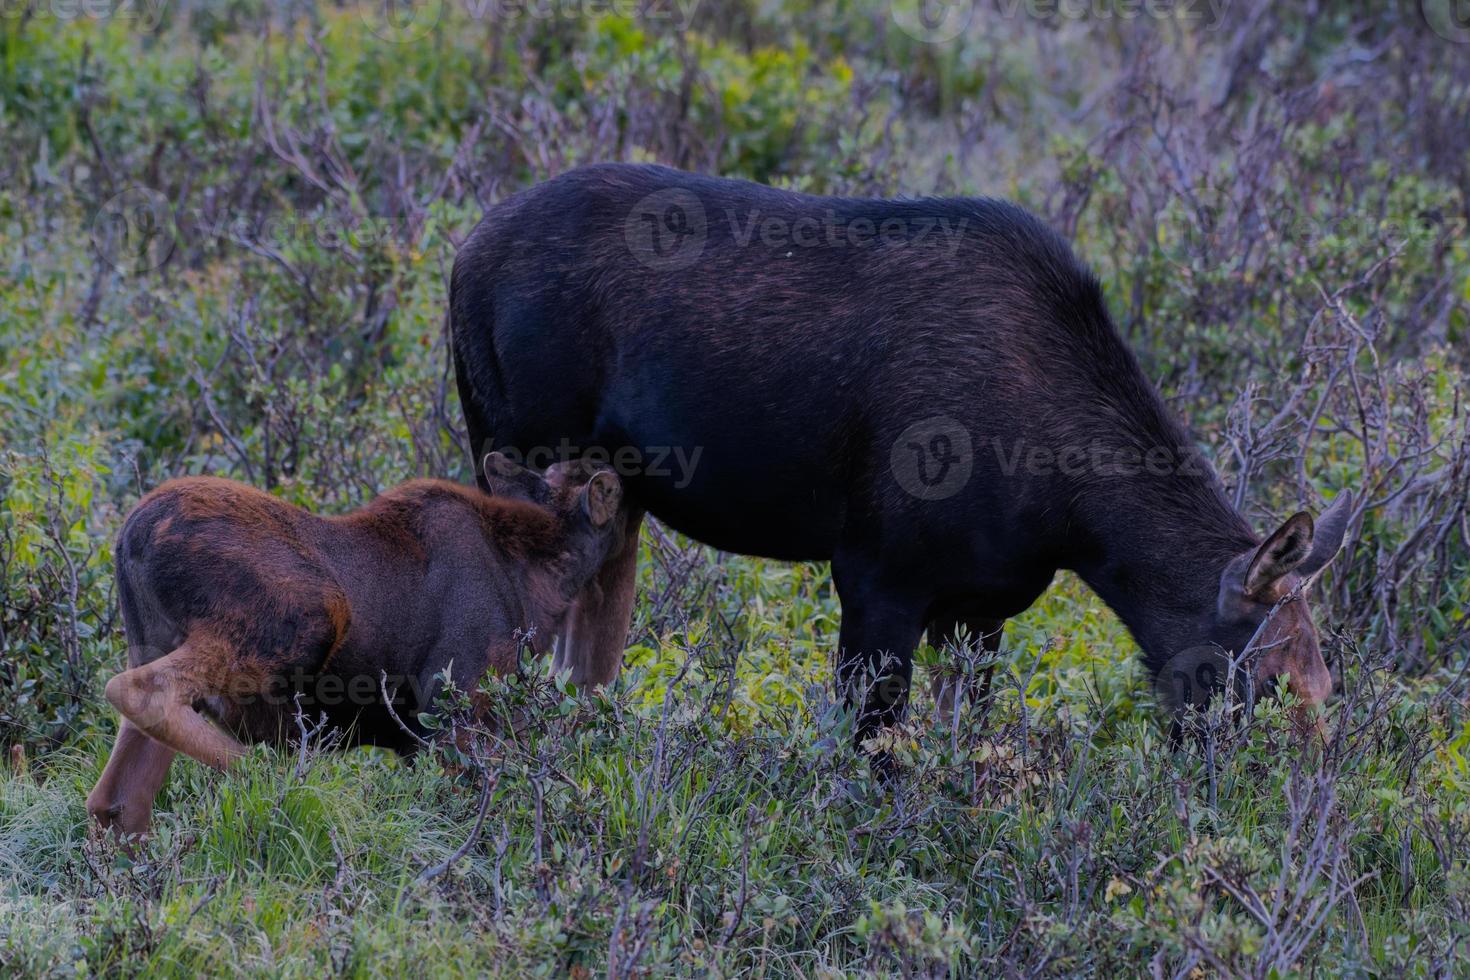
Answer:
449, 164, 1351, 747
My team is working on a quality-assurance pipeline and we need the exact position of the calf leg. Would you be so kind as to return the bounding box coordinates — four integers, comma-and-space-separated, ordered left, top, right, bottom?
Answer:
85, 720, 176, 838
927, 614, 1004, 728
104, 637, 251, 771
554, 508, 644, 688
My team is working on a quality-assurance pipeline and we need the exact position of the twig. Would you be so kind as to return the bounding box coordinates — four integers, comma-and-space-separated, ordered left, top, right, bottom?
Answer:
414, 763, 498, 886
380, 670, 433, 750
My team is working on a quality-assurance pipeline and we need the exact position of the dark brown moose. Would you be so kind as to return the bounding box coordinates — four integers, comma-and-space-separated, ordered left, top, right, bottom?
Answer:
87, 456, 624, 838
450, 163, 1354, 748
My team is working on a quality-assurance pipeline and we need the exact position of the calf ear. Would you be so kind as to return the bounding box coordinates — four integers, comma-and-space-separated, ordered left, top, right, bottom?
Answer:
1244, 511, 1314, 597
482, 453, 548, 503
1296, 490, 1354, 579
579, 470, 622, 527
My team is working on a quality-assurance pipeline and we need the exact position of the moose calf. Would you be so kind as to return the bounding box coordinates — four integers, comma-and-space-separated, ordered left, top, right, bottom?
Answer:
87, 455, 625, 838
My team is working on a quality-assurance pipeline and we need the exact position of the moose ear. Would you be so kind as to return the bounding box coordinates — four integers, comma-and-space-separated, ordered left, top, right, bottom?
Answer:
482, 453, 548, 503
1296, 490, 1354, 579
1244, 511, 1314, 597
579, 470, 622, 527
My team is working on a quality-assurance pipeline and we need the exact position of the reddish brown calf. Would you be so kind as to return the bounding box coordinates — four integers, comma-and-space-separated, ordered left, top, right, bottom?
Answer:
86, 455, 624, 838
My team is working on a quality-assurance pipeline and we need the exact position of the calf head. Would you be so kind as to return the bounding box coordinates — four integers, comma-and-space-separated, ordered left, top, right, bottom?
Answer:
482, 452, 627, 580
1187, 492, 1354, 729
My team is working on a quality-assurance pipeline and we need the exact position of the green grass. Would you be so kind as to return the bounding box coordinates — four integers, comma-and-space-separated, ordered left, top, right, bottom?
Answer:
4, 564, 1467, 975
3, 1, 1469, 974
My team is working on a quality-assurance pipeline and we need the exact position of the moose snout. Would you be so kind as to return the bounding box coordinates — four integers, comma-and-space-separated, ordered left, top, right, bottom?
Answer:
1255, 646, 1332, 739
85, 785, 150, 840
85, 791, 125, 833
1256, 647, 1332, 703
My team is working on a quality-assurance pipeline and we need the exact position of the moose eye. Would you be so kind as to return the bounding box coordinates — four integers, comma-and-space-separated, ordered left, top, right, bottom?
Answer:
1227, 602, 1267, 629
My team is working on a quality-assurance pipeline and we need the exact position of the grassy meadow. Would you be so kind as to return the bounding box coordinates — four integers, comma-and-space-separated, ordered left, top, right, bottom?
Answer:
2, 1, 1469, 975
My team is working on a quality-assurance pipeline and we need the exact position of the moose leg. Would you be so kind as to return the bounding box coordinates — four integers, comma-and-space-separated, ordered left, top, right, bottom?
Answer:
554, 507, 645, 688
86, 719, 177, 839
104, 638, 250, 771
833, 557, 927, 751
927, 613, 1004, 728
457, 347, 499, 487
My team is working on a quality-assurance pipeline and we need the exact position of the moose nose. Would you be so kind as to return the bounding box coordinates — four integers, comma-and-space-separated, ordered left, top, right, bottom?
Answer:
85, 785, 152, 841
1256, 656, 1332, 740
84, 789, 122, 832
1290, 662, 1333, 706
1256, 638, 1332, 702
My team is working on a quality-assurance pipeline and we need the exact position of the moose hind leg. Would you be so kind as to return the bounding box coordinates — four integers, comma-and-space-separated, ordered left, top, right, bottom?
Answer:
86, 719, 177, 838
927, 613, 1004, 729
104, 637, 251, 771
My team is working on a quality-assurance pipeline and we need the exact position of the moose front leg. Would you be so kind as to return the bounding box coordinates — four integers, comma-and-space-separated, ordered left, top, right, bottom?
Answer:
833, 558, 928, 754
554, 507, 645, 688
